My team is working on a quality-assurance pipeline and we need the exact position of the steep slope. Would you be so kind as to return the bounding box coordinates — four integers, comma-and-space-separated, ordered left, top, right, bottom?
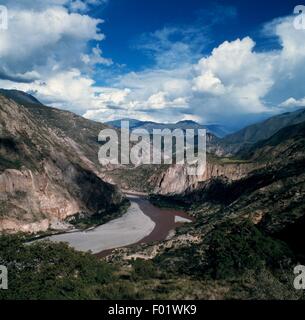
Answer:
220, 108, 305, 154
0, 89, 111, 169
155, 119, 305, 233
84, 107, 305, 195
104, 134, 236, 194
0, 95, 123, 233
128, 120, 305, 299
239, 120, 305, 162
152, 154, 256, 195
109, 110, 305, 192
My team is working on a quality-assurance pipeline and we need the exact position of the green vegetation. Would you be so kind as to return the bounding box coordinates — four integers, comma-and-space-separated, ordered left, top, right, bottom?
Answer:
153, 220, 303, 299
218, 157, 251, 164
130, 259, 158, 280
0, 218, 303, 300
155, 221, 293, 278
207, 153, 251, 165
149, 194, 189, 210
0, 235, 115, 299
0, 235, 177, 300
0, 157, 22, 171
203, 221, 293, 279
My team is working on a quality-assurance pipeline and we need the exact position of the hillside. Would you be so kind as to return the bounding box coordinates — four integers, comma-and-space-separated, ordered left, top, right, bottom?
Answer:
0, 89, 113, 169
0, 89, 43, 106
239, 120, 305, 162
1, 90, 305, 299
0, 94, 123, 233
115, 120, 305, 299
155, 118, 305, 221
220, 108, 305, 154
149, 118, 305, 255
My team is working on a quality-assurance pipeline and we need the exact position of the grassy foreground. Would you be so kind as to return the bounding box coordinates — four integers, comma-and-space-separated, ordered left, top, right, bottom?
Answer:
0, 218, 304, 300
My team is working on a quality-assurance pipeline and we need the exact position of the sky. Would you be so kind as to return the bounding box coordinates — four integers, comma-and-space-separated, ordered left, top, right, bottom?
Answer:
0, 0, 304, 129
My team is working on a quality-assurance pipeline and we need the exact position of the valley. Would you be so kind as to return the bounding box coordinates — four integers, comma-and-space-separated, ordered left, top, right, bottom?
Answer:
0, 90, 305, 300
45, 193, 193, 255
2, 0, 305, 304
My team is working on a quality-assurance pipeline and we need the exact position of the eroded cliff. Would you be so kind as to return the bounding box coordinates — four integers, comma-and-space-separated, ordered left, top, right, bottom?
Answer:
0, 95, 123, 233
153, 157, 259, 195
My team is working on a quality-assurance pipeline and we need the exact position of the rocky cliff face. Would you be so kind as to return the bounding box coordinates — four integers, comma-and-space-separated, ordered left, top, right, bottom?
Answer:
156, 120, 305, 234
152, 115, 305, 195
0, 95, 123, 233
153, 159, 259, 195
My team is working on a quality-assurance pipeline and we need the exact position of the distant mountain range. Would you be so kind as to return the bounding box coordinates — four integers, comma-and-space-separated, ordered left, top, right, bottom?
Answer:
1, 88, 305, 299
221, 108, 305, 153
106, 118, 233, 138
106, 108, 305, 141
0, 89, 231, 138
1, 88, 305, 151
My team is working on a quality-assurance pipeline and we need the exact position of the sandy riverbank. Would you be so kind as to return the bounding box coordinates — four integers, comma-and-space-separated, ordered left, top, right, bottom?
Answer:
46, 193, 193, 256
96, 195, 194, 257
46, 200, 155, 254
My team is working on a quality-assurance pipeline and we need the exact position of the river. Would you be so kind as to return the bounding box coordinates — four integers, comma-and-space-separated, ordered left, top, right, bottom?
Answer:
47, 193, 193, 256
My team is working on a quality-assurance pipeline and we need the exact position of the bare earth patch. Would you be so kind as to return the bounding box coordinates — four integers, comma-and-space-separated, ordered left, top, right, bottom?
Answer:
47, 200, 155, 254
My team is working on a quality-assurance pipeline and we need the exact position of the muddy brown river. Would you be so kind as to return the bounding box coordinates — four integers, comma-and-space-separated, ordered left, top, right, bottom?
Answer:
47, 192, 193, 257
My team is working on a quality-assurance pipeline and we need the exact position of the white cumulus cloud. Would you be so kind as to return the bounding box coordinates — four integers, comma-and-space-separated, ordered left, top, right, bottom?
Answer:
1, 7, 305, 127
0, 3, 108, 82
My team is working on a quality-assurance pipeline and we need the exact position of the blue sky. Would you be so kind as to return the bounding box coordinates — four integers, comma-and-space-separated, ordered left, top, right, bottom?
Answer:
0, 0, 304, 129
98, 0, 299, 73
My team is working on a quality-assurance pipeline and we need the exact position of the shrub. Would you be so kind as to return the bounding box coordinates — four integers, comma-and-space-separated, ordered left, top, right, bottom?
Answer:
0, 235, 114, 300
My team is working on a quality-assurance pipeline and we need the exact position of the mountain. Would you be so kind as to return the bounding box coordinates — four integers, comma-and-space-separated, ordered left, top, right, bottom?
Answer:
151, 111, 305, 195
0, 89, 42, 106
156, 117, 305, 236
221, 108, 305, 154
203, 124, 232, 138
1, 90, 305, 299
239, 120, 305, 162
107, 109, 305, 155
143, 119, 305, 298
0, 93, 123, 233
106, 118, 232, 138
0, 89, 113, 169
106, 118, 146, 130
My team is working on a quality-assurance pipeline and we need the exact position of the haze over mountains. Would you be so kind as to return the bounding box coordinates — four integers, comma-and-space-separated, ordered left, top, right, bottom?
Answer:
1, 88, 305, 299
106, 118, 233, 138
1, 88, 305, 196
2, 0, 305, 301
0, 87, 305, 232
221, 109, 305, 154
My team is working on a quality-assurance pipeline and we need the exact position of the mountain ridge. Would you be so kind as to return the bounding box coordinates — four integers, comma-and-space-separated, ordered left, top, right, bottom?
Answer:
0, 93, 123, 233
220, 108, 305, 154
106, 118, 232, 138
